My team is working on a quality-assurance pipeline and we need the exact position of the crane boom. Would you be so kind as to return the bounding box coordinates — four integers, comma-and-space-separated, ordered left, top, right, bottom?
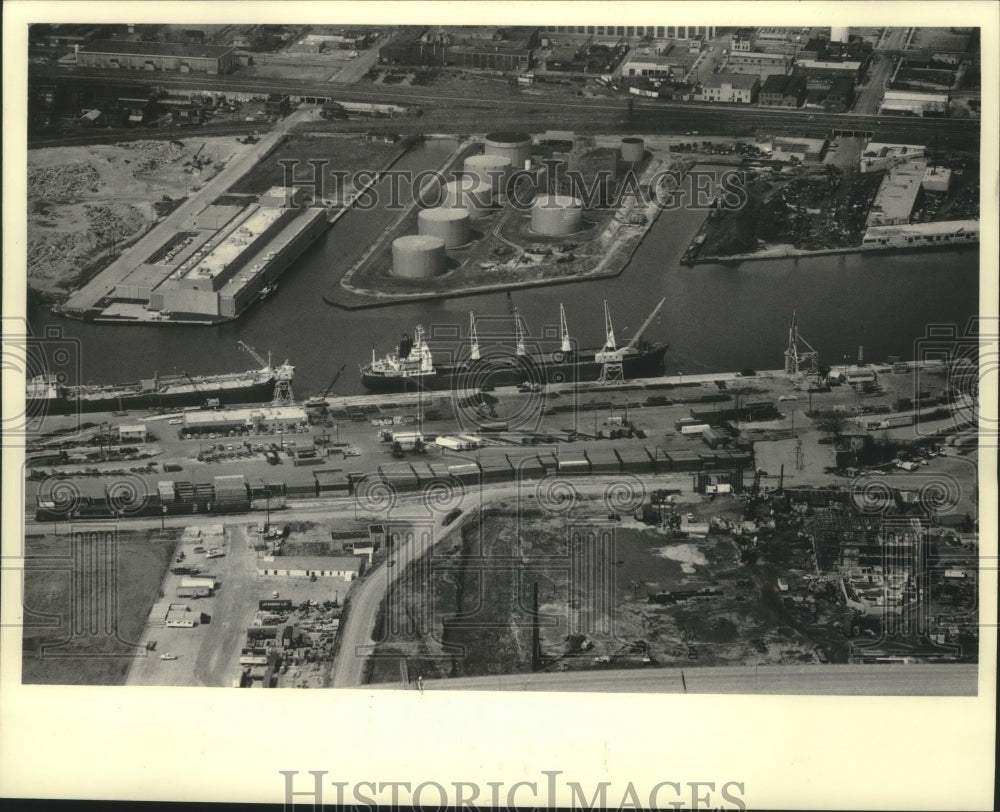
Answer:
624, 297, 666, 350
323, 364, 347, 397
237, 340, 269, 369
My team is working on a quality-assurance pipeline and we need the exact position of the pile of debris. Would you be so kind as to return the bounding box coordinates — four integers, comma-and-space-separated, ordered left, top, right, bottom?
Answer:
26, 231, 88, 280
27, 163, 103, 201
118, 140, 187, 175
85, 204, 146, 247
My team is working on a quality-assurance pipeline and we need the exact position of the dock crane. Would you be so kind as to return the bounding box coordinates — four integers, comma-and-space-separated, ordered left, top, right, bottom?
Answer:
596, 297, 666, 385
238, 340, 295, 405
469, 312, 480, 361
323, 364, 347, 398
506, 293, 528, 356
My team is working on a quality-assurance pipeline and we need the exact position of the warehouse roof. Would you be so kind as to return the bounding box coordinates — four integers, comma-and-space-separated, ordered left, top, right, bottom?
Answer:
259, 556, 361, 572
703, 72, 760, 89
82, 39, 235, 59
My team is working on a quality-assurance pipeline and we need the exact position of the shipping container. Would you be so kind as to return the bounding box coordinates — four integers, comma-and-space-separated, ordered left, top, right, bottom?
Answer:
615, 447, 654, 474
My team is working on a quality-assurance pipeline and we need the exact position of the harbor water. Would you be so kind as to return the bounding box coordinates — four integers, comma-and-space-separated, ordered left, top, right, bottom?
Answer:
27, 140, 979, 397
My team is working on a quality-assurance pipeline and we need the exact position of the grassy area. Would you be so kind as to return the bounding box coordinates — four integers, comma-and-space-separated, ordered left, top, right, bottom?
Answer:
227, 135, 403, 197
21, 529, 177, 685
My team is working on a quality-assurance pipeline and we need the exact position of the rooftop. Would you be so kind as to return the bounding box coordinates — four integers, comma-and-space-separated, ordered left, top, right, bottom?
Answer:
259, 555, 362, 572
82, 39, 234, 59
869, 160, 927, 223
864, 219, 979, 237
704, 71, 760, 89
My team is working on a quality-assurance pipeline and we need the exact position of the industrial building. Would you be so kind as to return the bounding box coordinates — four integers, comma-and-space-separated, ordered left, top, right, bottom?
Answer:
726, 52, 792, 76
181, 405, 308, 434
542, 26, 716, 39
109, 187, 330, 320
622, 57, 676, 78
879, 89, 949, 117
770, 137, 828, 163
697, 72, 760, 104
862, 220, 979, 249
866, 161, 927, 228
78, 39, 236, 75
794, 59, 864, 83
750, 27, 812, 56
921, 166, 953, 193
379, 28, 536, 72
859, 143, 926, 173
257, 556, 362, 581
759, 74, 807, 107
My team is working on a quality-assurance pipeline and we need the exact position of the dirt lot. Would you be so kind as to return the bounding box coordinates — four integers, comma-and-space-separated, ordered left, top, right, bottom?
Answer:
27, 137, 256, 298
21, 527, 177, 685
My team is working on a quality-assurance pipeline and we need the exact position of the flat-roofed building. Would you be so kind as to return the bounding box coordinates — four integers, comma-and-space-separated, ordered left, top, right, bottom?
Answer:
727, 51, 791, 75
698, 72, 759, 104
257, 555, 362, 581
759, 73, 806, 107
921, 166, 952, 193
542, 26, 716, 39
862, 219, 979, 249
859, 142, 926, 173
622, 57, 676, 78
78, 39, 236, 74
866, 160, 927, 228
771, 136, 828, 163
794, 58, 863, 83
879, 89, 949, 117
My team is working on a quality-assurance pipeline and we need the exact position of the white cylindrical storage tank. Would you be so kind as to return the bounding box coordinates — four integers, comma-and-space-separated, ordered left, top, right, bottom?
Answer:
392, 235, 446, 279
485, 131, 532, 169
441, 179, 493, 220
530, 194, 583, 237
620, 136, 645, 164
462, 154, 513, 196
829, 26, 850, 43
417, 207, 470, 248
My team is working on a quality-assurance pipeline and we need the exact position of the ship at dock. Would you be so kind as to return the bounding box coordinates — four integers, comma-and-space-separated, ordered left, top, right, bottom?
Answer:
361, 298, 668, 393
26, 342, 293, 416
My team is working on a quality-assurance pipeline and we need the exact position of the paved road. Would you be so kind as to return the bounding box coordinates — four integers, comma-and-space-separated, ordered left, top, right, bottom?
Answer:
388, 662, 979, 695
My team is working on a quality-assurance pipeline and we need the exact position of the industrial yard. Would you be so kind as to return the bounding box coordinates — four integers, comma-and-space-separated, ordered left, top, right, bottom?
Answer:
21, 351, 980, 687
27, 136, 256, 299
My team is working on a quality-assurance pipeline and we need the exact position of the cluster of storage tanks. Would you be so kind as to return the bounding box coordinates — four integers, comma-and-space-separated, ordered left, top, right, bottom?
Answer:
390, 132, 648, 276
391, 131, 534, 278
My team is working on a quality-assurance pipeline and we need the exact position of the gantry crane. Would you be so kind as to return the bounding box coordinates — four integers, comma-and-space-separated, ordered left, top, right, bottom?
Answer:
596, 297, 666, 384
238, 340, 295, 404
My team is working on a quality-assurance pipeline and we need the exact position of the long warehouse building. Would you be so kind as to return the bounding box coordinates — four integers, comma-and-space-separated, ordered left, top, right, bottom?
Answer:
78, 39, 237, 75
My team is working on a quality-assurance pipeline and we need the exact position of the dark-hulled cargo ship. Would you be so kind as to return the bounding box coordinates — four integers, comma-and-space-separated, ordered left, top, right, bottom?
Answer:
25, 343, 292, 416
361, 299, 668, 392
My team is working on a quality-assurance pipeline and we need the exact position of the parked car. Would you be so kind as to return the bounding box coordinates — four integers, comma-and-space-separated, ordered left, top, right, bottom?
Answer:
159, 653, 178, 661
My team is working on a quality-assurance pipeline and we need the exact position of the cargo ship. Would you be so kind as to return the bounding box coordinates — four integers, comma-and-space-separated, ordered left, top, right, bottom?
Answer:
361, 299, 668, 392
25, 342, 292, 416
